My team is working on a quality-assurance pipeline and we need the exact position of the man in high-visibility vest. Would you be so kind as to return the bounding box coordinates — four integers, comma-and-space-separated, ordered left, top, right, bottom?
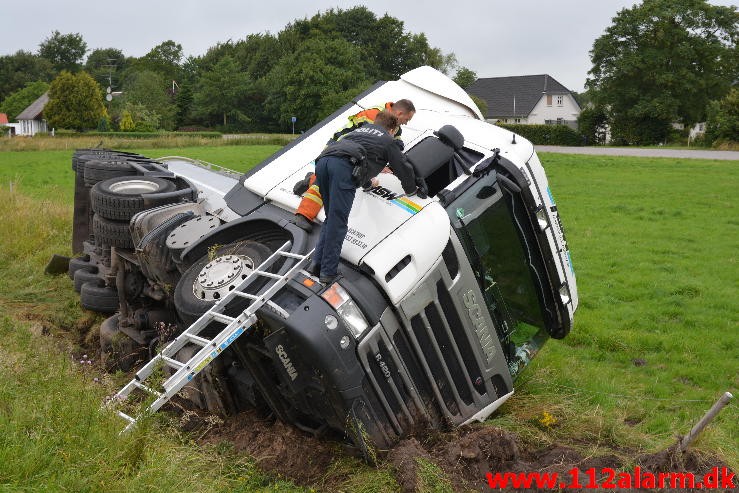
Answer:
307, 110, 417, 284
293, 99, 415, 231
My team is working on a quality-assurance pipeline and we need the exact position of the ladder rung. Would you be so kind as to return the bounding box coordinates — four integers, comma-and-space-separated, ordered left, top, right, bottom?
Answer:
231, 291, 259, 301
133, 381, 162, 397
117, 411, 135, 423
254, 270, 282, 279
278, 251, 308, 259
160, 355, 184, 370
185, 334, 212, 347
210, 312, 236, 324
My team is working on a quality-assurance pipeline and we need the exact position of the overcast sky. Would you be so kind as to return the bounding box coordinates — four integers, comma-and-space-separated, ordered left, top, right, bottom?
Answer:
3, 0, 736, 92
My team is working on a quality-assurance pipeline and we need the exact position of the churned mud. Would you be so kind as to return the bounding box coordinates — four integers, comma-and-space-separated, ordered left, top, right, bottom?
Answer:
196, 411, 735, 492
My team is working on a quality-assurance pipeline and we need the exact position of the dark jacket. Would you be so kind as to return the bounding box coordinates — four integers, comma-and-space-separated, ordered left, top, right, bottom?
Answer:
318, 123, 417, 194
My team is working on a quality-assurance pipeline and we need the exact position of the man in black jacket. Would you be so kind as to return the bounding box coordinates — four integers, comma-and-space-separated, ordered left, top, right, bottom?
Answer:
308, 111, 417, 284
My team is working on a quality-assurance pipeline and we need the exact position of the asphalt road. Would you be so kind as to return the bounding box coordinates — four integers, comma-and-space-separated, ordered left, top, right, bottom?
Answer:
536, 145, 739, 161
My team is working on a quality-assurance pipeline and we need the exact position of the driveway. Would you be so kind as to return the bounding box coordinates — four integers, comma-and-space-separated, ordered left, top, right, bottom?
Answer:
535, 146, 739, 161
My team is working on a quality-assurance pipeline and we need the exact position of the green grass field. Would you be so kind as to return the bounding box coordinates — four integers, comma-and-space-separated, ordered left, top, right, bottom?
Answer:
0, 145, 736, 491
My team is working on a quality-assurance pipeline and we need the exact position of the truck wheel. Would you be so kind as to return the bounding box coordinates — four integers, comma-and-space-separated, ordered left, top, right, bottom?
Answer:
91, 213, 134, 249
173, 240, 271, 326
91, 176, 177, 221
68, 255, 93, 279
80, 280, 120, 314
83, 159, 138, 187
73, 268, 100, 293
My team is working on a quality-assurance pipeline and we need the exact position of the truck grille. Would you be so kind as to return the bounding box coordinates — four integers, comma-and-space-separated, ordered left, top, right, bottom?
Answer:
359, 277, 493, 436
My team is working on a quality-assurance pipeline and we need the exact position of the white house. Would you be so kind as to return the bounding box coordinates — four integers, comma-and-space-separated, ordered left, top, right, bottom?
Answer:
15, 92, 49, 136
467, 75, 581, 129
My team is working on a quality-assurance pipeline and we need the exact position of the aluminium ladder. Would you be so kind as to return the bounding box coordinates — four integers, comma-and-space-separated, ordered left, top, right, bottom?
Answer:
110, 240, 312, 432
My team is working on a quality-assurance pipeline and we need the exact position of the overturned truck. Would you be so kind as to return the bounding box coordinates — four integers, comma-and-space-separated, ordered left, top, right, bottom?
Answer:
68, 67, 578, 452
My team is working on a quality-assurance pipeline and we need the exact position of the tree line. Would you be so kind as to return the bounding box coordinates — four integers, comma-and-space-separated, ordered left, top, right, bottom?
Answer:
0, 7, 473, 134
1, 1, 736, 146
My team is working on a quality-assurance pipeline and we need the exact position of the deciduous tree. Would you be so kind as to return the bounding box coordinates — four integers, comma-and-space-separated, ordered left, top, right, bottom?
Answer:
137, 40, 183, 84
0, 51, 54, 101
119, 70, 175, 130
454, 67, 477, 89
85, 48, 127, 90
586, 0, 738, 145
38, 30, 88, 72
263, 36, 369, 131
193, 55, 251, 128
45, 71, 104, 130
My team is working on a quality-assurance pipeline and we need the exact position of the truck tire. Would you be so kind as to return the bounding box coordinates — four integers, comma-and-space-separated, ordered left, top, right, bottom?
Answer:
73, 268, 100, 293
80, 280, 120, 314
173, 240, 271, 326
91, 213, 134, 249
68, 255, 93, 279
91, 176, 177, 221
83, 159, 138, 187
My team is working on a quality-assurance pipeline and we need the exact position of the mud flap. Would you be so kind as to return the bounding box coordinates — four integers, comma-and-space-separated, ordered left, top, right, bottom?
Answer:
44, 254, 70, 275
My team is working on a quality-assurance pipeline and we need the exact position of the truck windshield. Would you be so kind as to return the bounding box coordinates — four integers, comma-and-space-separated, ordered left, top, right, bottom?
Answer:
447, 171, 547, 334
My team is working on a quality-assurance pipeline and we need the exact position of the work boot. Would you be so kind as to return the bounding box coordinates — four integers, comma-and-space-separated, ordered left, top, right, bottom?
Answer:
293, 213, 313, 232
319, 274, 341, 285
292, 172, 314, 196
305, 263, 320, 278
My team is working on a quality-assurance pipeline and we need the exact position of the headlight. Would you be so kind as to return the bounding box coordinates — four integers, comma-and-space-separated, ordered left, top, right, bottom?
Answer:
559, 284, 571, 304
535, 206, 549, 231
321, 282, 370, 338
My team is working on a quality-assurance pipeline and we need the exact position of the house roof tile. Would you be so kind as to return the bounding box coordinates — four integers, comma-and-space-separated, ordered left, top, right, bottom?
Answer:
466, 75, 571, 118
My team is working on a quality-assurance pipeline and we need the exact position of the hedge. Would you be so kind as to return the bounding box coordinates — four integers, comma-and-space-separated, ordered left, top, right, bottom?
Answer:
81, 131, 223, 139
496, 123, 584, 146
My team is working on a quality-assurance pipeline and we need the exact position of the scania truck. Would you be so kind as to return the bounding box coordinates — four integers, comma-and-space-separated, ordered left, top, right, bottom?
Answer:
67, 66, 578, 452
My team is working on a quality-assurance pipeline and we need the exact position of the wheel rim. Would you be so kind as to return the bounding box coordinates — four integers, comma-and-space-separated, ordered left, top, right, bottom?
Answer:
109, 179, 161, 195
192, 255, 256, 301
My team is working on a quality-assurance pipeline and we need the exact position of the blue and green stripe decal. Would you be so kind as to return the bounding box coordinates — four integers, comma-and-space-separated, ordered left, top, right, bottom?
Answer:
391, 196, 423, 214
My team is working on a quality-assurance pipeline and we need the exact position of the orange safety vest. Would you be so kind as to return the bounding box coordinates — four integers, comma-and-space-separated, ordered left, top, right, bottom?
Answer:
331, 102, 394, 141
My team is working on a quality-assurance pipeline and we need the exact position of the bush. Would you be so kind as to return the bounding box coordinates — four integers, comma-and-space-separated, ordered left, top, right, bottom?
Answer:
705, 88, 738, 146
496, 123, 584, 146
577, 106, 608, 145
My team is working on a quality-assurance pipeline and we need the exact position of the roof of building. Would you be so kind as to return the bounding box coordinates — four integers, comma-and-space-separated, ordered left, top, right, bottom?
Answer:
0, 113, 8, 125
16, 92, 49, 120
466, 75, 572, 118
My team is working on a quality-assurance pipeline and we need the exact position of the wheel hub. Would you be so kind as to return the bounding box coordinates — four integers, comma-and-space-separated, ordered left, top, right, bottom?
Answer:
193, 254, 255, 301
109, 179, 161, 195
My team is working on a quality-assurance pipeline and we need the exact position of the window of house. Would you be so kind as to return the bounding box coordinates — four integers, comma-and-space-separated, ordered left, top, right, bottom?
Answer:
556, 95, 563, 106
515, 118, 521, 123
546, 95, 552, 106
